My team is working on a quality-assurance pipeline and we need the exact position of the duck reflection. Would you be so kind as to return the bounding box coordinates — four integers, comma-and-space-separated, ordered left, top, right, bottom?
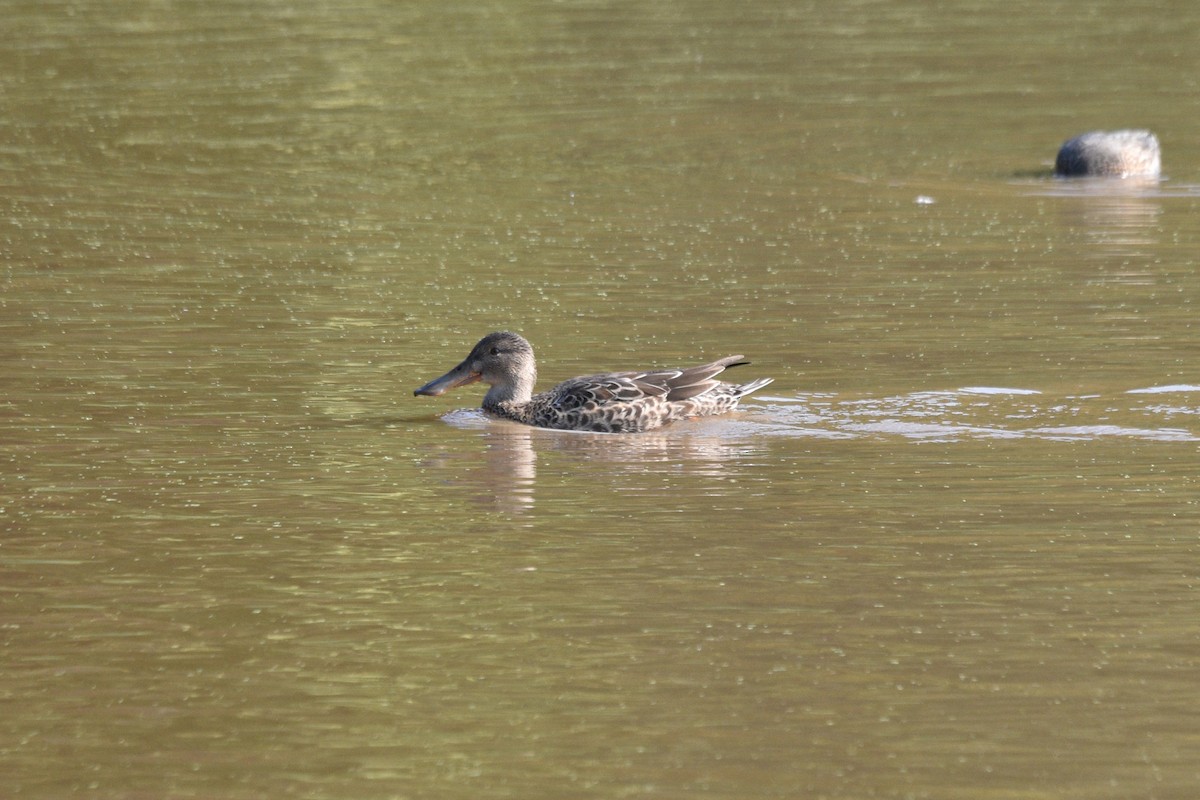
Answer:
429, 416, 770, 515
479, 421, 537, 515
1047, 180, 1163, 257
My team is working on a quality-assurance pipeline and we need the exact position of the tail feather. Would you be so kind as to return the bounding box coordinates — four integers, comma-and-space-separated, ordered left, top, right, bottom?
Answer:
665, 356, 751, 401
734, 377, 774, 397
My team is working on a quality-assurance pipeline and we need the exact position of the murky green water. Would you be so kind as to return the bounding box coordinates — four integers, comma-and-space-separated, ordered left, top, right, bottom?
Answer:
4, 1, 1200, 798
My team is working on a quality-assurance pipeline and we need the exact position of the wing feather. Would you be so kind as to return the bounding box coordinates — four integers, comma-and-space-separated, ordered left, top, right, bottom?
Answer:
545, 356, 751, 409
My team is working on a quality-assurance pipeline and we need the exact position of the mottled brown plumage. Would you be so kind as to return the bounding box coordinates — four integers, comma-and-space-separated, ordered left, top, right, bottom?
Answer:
414, 332, 773, 433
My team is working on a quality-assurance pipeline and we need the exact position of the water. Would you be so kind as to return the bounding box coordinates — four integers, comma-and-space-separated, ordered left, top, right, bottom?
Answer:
4, 1, 1200, 798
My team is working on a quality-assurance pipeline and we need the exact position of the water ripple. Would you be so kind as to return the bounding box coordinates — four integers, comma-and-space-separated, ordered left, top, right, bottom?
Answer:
431, 386, 1200, 443
757, 387, 1199, 442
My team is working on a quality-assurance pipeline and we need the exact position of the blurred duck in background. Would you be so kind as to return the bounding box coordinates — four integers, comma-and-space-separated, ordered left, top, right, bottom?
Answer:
1054, 130, 1161, 178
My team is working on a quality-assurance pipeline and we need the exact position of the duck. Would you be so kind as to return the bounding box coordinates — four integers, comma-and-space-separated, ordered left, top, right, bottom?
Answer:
413, 331, 773, 433
1054, 129, 1161, 178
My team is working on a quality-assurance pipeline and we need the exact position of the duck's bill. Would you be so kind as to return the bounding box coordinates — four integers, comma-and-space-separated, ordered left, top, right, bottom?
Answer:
413, 366, 480, 397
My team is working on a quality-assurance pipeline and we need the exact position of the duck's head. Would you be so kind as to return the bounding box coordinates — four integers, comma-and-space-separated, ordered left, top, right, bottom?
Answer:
413, 331, 537, 404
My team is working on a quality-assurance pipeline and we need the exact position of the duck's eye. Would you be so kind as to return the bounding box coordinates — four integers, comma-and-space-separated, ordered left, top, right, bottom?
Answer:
489, 347, 499, 355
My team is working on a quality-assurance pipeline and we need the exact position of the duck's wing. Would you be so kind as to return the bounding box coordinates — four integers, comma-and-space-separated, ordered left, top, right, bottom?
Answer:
656, 356, 748, 401
545, 356, 750, 410
545, 371, 670, 411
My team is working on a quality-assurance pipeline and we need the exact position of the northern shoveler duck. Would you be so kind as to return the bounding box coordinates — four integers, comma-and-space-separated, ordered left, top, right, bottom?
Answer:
1055, 130, 1161, 178
413, 331, 773, 433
